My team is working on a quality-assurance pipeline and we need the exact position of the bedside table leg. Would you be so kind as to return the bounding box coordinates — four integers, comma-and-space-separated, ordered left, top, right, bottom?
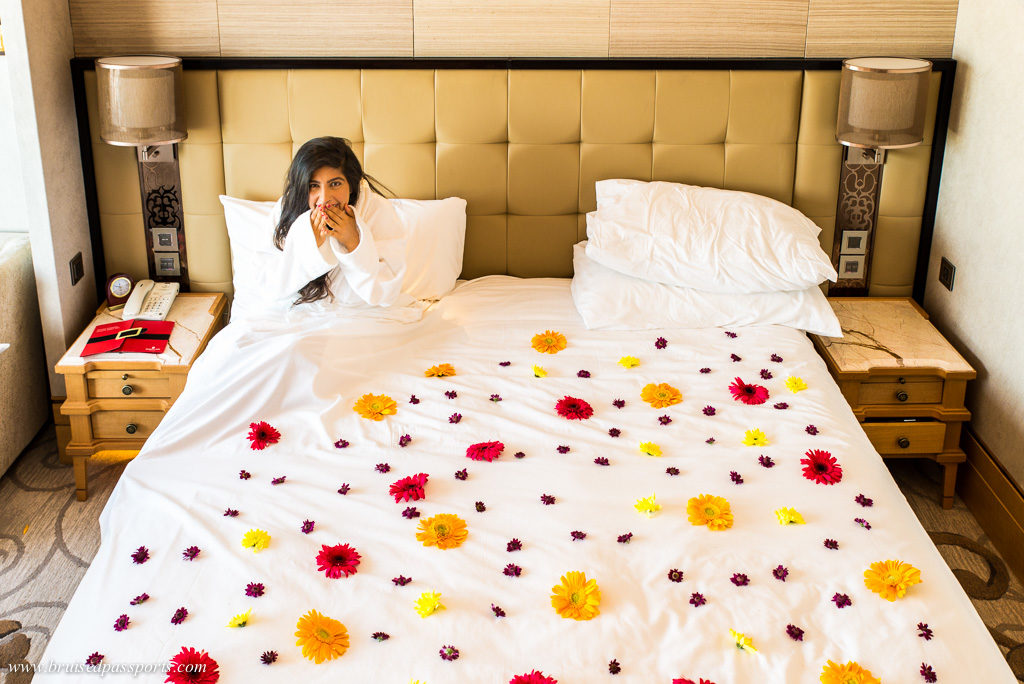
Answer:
941, 462, 957, 510
73, 455, 88, 501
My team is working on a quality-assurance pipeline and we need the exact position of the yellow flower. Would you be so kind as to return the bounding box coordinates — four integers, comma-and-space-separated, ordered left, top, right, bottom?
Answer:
414, 591, 445, 618
425, 363, 456, 377
640, 382, 682, 408
353, 393, 397, 421
550, 571, 601, 621
742, 428, 769, 446
730, 629, 758, 653
687, 494, 734, 530
294, 609, 349, 663
634, 494, 661, 517
226, 608, 252, 628
617, 355, 640, 368
820, 660, 881, 684
785, 376, 808, 393
863, 560, 922, 601
532, 330, 567, 354
241, 528, 270, 552
775, 508, 805, 525
639, 441, 662, 457
416, 513, 468, 550
532, 364, 547, 378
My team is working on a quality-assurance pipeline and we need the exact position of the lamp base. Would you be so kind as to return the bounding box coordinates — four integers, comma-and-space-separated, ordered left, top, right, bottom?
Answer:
136, 143, 189, 289
830, 146, 883, 296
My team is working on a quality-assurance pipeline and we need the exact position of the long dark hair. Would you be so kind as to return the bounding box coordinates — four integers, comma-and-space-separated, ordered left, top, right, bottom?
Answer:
274, 136, 388, 305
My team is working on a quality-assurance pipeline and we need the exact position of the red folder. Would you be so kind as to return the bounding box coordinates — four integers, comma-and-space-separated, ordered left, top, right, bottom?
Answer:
82, 319, 175, 356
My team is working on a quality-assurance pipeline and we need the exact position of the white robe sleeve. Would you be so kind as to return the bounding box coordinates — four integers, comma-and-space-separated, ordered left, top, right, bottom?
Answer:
261, 203, 338, 305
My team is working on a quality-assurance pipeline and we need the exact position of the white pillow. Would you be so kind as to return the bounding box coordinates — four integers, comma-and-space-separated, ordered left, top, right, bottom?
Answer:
586, 179, 837, 293
218, 195, 281, 320
390, 197, 467, 300
571, 242, 841, 336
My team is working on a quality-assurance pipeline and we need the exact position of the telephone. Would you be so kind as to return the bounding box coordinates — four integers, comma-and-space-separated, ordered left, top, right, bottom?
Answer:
122, 279, 179, 321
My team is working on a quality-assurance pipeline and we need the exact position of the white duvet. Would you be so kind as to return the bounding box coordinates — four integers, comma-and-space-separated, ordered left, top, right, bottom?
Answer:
40, 278, 1013, 683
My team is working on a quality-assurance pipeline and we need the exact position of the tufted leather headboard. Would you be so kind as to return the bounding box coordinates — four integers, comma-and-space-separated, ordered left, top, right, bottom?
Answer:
75, 59, 951, 298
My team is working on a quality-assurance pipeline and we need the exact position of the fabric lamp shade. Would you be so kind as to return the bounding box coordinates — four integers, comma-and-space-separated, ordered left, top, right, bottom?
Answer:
96, 56, 186, 146
836, 57, 931, 149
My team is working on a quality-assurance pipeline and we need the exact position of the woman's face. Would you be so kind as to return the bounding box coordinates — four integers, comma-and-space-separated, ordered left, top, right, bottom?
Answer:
308, 165, 351, 211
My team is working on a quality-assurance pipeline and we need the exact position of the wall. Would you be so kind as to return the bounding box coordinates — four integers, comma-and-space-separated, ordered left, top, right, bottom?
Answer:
925, 0, 1024, 487
0, 43, 28, 232
67, 0, 958, 58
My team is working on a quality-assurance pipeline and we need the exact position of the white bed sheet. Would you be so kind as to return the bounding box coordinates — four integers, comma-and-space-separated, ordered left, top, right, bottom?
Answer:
40, 277, 1013, 683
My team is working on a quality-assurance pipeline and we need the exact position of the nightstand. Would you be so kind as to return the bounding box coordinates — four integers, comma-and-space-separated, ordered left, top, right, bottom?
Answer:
56, 293, 226, 500
810, 297, 976, 509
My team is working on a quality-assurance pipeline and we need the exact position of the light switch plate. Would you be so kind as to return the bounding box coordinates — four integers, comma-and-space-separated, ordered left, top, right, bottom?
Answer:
939, 257, 955, 291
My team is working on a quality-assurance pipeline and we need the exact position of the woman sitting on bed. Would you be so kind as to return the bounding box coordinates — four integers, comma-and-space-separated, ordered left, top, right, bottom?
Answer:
271, 136, 409, 308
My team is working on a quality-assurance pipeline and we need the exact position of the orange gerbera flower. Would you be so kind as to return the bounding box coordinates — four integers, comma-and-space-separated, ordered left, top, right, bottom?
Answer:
641, 383, 682, 408
352, 393, 397, 421
687, 494, 734, 531
550, 571, 601, 621
531, 330, 567, 354
425, 363, 456, 377
819, 660, 881, 684
863, 560, 922, 601
294, 609, 349, 664
416, 513, 468, 550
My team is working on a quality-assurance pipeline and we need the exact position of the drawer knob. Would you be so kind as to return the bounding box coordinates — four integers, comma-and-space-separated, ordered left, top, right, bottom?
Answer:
898, 376, 906, 384
896, 391, 909, 402
897, 437, 910, 449
125, 423, 138, 435
122, 373, 129, 380
121, 384, 134, 396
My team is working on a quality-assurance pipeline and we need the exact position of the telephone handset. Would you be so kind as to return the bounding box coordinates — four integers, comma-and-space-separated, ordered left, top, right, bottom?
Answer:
122, 279, 180, 320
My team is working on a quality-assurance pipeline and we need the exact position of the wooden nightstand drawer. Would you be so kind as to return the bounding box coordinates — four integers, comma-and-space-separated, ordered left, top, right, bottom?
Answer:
87, 371, 173, 399
859, 377, 944, 405
91, 410, 165, 439
863, 420, 947, 455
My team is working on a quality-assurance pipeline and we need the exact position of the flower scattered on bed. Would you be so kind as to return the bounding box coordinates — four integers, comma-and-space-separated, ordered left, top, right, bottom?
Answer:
353, 393, 397, 421
85, 652, 103, 667
641, 383, 682, 408
531, 364, 548, 378
113, 614, 129, 632
667, 568, 685, 583
337, 483, 350, 495
705, 437, 716, 444
551, 571, 601, 621
613, 399, 626, 408
773, 402, 789, 410
609, 660, 621, 675
507, 538, 522, 552
399, 434, 412, 447
393, 575, 412, 586
689, 592, 706, 607
659, 415, 672, 425
687, 495, 734, 530
758, 455, 775, 468
372, 632, 390, 642
241, 529, 270, 552
131, 546, 149, 564
445, 390, 458, 399
771, 353, 783, 363
301, 520, 315, 534
333, 438, 349, 449
375, 463, 391, 474
702, 405, 716, 416
773, 565, 789, 581
864, 560, 922, 601
504, 563, 523, 577
855, 518, 872, 530
805, 424, 819, 436
556, 396, 594, 420
409, 395, 420, 404
731, 573, 749, 587
182, 546, 200, 561
532, 330, 567, 354
700, 367, 712, 374
801, 449, 843, 485
403, 507, 420, 519
672, 678, 716, 684
634, 494, 661, 517
760, 369, 773, 380
655, 336, 668, 349
608, 428, 621, 437
227, 608, 252, 628
666, 467, 680, 476
239, 470, 251, 480
260, 651, 278, 665
491, 604, 506, 618
171, 607, 188, 625
594, 457, 610, 466
223, 508, 238, 518
247, 420, 281, 450
425, 363, 456, 377
786, 624, 804, 641
499, 361, 511, 367
130, 593, 149, 605
730, 629, 758, 653
731, 353, 742, 362
245, 582, 264, 598
775, 508, 805, 525
556, 445, 571, 453
832, 593, 852, 609
617, 532, 633, 544
819, 660, 879, 684
475, 501, 487, 512
541, 494, 556, 505
824, 539, 839, 550
729, 378, 769, 405
618, 356, 641, 368
467, 441, 505, 462
577, 369, 591, 378
390, 473, 429, 503
417, 513, 468, 550
271, 475, 286, 485
448, 412, 462, 424
639, 442, 662, 457
785, 376, 808, 393
415, 591, 445, 617
729, 471, 743, 485
510, 671, 558, 684
742, 429, 769, 447
166, 647, 219, 684
917, 623, 934, 640
855, 494, 874, 507
490, 394, 503, 402
316, 543, 361, 578
454, 469, 468, 480
439, 645, 460, 661
295, 609, 349, 663
921, 664, 938, 683
570, 530, 587, 541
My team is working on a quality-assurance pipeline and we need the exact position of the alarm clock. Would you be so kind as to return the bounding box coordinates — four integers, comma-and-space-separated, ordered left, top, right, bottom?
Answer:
106, 273, 135, 308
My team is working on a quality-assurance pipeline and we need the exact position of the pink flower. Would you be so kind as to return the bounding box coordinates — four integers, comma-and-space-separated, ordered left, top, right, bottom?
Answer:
801, 449, 843, 485
728, 377, 769, 405
246, 421, 280, 450
389, 473, 429, 503
166, 647, 219, 684
315, 543, 361, 579
466, 441, 505, 462
555, 396, 594, 420
510, 671, 558, 684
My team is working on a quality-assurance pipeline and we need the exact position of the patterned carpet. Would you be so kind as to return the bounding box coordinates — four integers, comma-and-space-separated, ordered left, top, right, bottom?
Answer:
2, 424, 1024, 681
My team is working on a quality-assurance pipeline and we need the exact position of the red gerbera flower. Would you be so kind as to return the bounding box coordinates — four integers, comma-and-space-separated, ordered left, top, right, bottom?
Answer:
728, 378, 769, 405
315, 543, 361, 579
389, 473, 429, 503
165, 646, 220, 684
800, 449, 843, 485
554, 396, 594, 420
510, 671, 559, 684
246, 421, 280, 450
466, 441, 505, 462
673, 679, 716, 684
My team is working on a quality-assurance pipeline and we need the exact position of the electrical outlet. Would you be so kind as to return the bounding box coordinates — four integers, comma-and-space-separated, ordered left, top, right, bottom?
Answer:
939, 257, 955, 291
69, 252, 84, 286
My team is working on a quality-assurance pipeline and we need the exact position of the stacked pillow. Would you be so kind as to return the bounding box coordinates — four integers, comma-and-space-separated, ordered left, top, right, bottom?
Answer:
573, 179, 840, 335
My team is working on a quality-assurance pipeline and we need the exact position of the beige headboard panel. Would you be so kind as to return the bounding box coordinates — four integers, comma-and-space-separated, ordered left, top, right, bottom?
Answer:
82, 67, 942, 296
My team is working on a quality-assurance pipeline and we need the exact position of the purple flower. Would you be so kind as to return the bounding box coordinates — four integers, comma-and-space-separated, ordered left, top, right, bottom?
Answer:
337, 483, 350, 495
372, 632, 390, 642
271, 475, 286, 485
301, 520, 315, 534
725, 331, 738, 339
445, 390, 458, 399
392, 575, 412, 586
514, 451, 525, 459
113, 614, 130, 632
667, 568, 684, 583
659, 415, 673, 425
609, 659, 622, 674
773, 402, 789, 410
786, 624, 804, 641
570, 530, 587, 541
448, 412, 462, 424
131, 547, 149, 565
409, 395, 420, 404
490, 394, 502, 403
507, 539, 522, 552
702, 405, 716, 416
499, 361, 511, 367
608, 428, 621, 438
689, 592, 706, 607
666, 467, 680, 476
699, 367, 711, 374
333, 438, 350, 449
705, 437, 716, 444
730, 573, 749, 587
854, 517, 872, 530
773, 565, 789, 581
730, 471, 743, 485
171, 607, 188, 625
758, 455, 775, 468
594, 457, 610, 466
557, 445, 570, 453
245, 582, 265, 598
130, 593, 149, 606
730, 353, 742, 362
577, 370, 591, 378
454, 469, 468, 480
503, 563, 522, 577
920, 664, 937, 683
439, 645, 459, 661
760, 369, 773, 380
375, 463, 390, 474
85, 652, 104, 666
399, 434, 412, 447
181, 546, 200, 561
917, 622, 934, 640
402, 507, 420, 519
239, 469, 251, 480
223, 508, 239, 517
475, 501, 486, 512
617, 532, 633, 544
541, 494, 556, 505
805, 425, 819, 435
612, 399, 626, 408
832, 593, 852, 608
655, 337, 668, 349
855, 494, 874, 507
260, 651, 278, 665
771, 353, 783, 362
491, 604, 506, 618
824, 539, 839, 550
